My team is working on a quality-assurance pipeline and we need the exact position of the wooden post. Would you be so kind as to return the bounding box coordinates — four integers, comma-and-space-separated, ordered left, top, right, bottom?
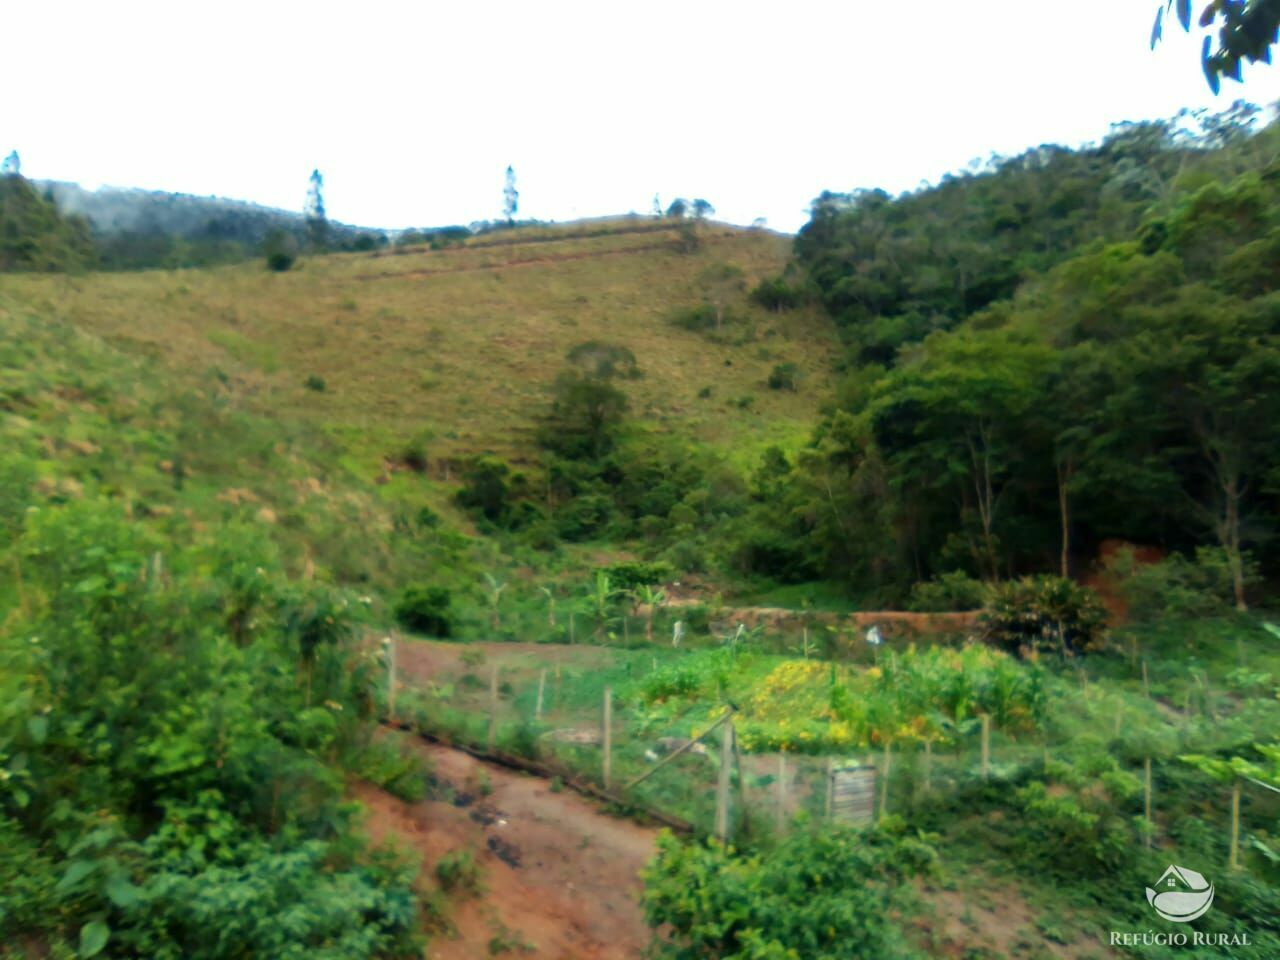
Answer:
980, 715, 991, 781
923, 741, 932, 795
732, 721, 750, 838
1142, 659, 1150, 697
1229, 780, 1241, 871
879, 742, 892, 821
715, 719, 733, 841
1144, 757, 1153, 849
776, 752, 788, 834
386, 635, 397, 723
487, 665, 499, 752
602, 686, 613, 790
825, 758, 834, 818
569, 612, 575, 645
535, 668, 546, 722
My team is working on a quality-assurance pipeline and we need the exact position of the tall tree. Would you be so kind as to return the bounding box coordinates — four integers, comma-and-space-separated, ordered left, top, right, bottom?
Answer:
1, 150, 19, 176
304, 168, 328, 251
503, 165, 519, 225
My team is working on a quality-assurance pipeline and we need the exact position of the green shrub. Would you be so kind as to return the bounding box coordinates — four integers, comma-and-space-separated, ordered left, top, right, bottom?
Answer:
643, 826, 935, 959
555, 493, 615, 541
1105, 545, 1257, 622
766, 362, 799, 391
979, 575, 1106, 658
908, 570, 986, 612
602, 560, 674, 592
262, 228, 298, 272
750, 276, 804, 311
394, 585, 454, 637
435, 849, 483, 897
303, 374, 326, 392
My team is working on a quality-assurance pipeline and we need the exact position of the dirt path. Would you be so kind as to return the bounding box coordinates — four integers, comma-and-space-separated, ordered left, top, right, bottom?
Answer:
355, 732, 660, 959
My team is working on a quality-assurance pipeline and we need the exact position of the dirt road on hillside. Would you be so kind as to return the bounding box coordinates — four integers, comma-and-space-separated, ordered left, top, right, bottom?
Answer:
355, 733, 660, 960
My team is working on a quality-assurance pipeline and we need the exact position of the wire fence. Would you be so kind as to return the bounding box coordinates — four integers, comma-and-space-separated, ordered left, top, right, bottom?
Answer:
377, 635, 1277, 865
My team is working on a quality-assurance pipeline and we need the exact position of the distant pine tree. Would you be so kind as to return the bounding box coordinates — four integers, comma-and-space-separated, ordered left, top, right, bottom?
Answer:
1, 151, 19, 176
503, 166, 519, 225
305, 168, 328, 250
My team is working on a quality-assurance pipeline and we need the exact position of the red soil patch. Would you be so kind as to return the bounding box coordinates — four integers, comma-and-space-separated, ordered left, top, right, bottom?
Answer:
355, 734, 660, 959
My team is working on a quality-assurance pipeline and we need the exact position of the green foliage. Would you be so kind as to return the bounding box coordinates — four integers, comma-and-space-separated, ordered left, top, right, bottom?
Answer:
538, 371, 628, 461
980, 576, 1107, 658
1107, 545, 1258, 622
394, 585, 454, 637
302, 374, 326, 392
600, 560, 674, 593
0, 500, 420, 958
0, 174, 95, 272
765, 362, 799, 391
750, 275, 804, 311
642, 826, 935, 960
435, 849, 483, 897
261, 228, 298, 272
908, 571, 986, 612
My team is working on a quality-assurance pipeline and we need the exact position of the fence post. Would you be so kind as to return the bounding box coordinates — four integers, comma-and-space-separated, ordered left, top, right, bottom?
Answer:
824, 758, 834, 818
776, 751, 788, 834
1142, 659, 1150, 697
879, 742, 892, 820
980, 715, 991, 781
715, 719, 734, 841
535, 669, 546, 722
1144, 757, 1153, 849
923, 740, 932, 795
1229, 780, 1241, 871
602, 686, 613, 790
487, 665, 499, 752
386, 634, 397, 723
569, 612, 576, 644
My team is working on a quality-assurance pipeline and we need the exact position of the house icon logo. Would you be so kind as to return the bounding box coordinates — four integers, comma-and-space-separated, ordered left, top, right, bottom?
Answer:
1145, 865, 1214, 923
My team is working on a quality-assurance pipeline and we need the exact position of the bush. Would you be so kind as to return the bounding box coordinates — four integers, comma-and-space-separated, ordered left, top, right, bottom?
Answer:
555, 493, 616, 542
668, 304, 719, 332
262, 228, 298, 271
750, 276, 804, 311
1105, 545, 1257, 622
394, 585, 454, 637
979, 575, 1107, 658
436, 849, 483, 897
908, 570, 986, 612
643, 826, 935, 960
303, 374, 326, 392
602, 560, 674, 592
766, 363, 799, 391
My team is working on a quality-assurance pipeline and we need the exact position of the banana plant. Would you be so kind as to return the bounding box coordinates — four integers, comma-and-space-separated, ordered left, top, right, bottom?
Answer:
539, 585, 557, 629
482, 573, 506, 632
581, 571, 616, 642
631, 584, 666, 642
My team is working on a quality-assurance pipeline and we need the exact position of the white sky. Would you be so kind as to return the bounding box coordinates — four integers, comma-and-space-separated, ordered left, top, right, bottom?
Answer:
6, 1, 1279, 233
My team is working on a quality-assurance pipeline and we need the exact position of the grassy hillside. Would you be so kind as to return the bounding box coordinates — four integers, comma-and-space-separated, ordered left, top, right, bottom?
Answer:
4, 219, 837, 477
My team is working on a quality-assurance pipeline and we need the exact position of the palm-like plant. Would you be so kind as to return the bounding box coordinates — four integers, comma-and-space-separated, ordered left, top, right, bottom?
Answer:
482, 573, 506, 633
539, 585, 557, 629
632, 584, 667, 642
583, 571, 616, 642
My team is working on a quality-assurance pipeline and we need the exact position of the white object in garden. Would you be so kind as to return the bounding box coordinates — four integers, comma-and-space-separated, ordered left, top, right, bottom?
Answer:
672, 620, 686, 648
865, 625, 883, 647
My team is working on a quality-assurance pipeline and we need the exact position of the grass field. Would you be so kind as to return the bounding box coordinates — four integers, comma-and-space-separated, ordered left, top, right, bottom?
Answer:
4, 219, 837, 477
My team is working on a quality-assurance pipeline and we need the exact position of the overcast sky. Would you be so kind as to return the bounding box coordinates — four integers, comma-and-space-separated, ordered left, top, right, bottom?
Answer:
6, 1, 1279, 233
